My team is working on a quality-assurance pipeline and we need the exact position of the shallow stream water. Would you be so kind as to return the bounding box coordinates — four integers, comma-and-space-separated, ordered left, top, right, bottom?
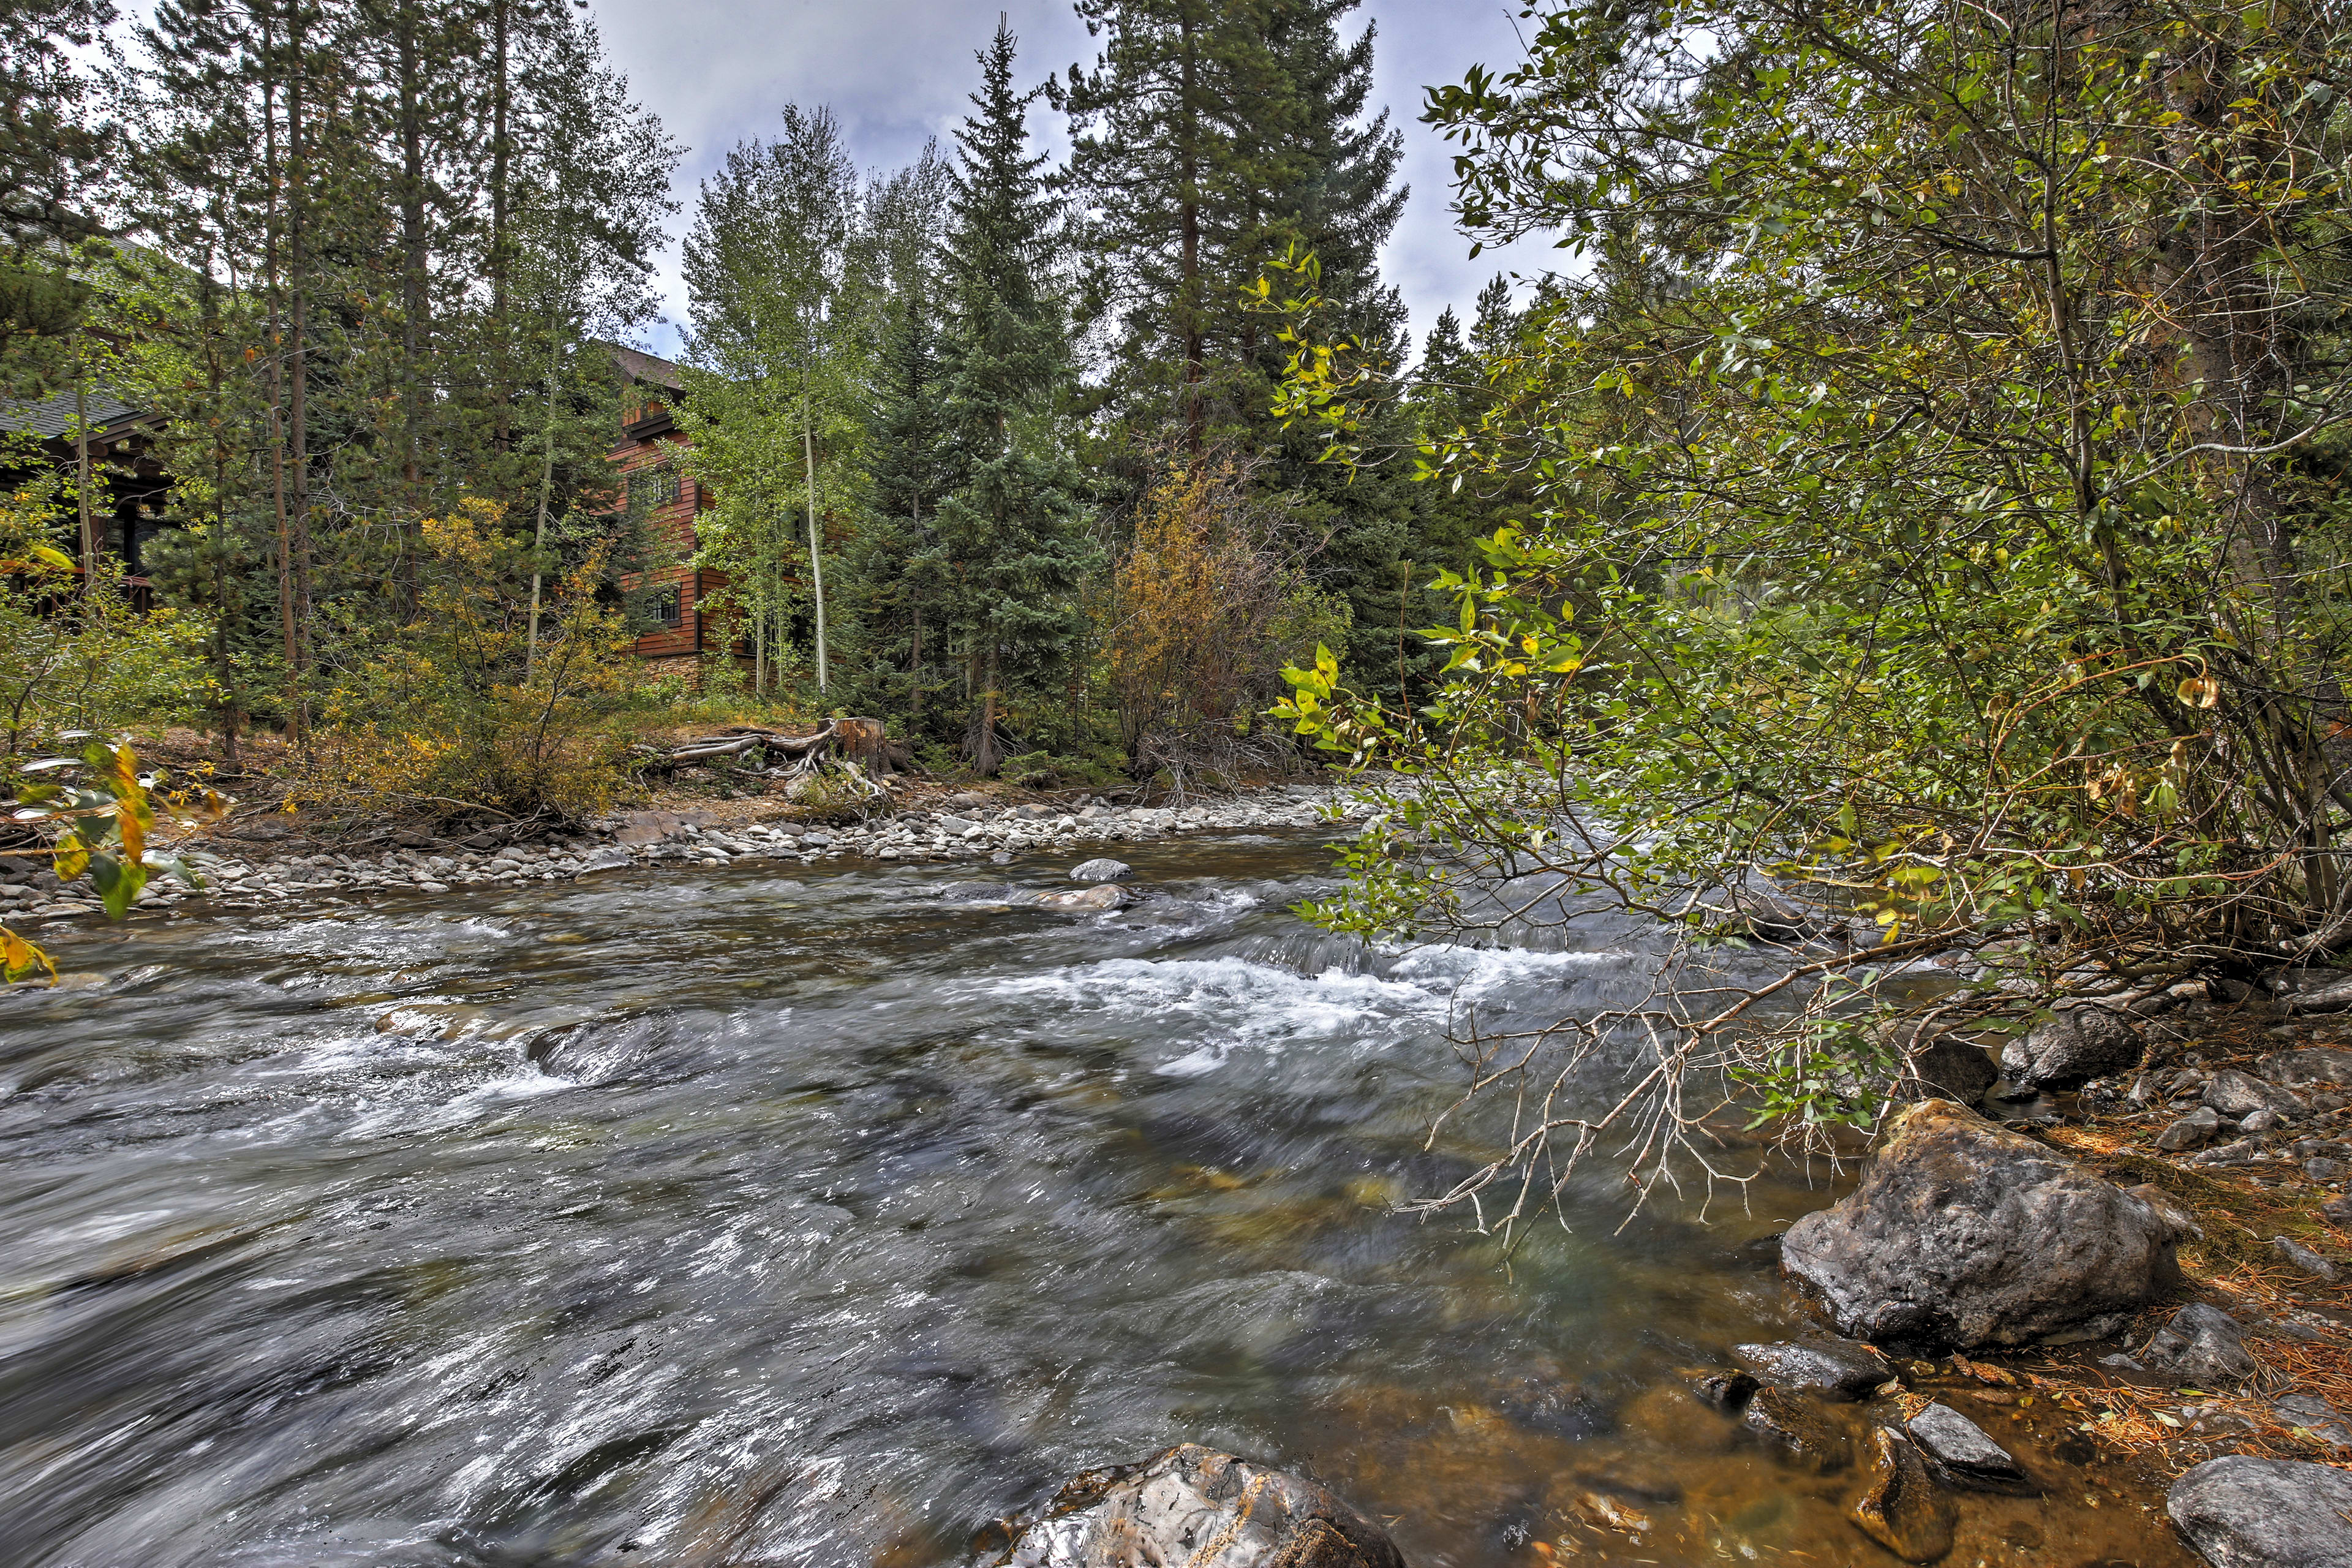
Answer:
0, 834, 2192, 1567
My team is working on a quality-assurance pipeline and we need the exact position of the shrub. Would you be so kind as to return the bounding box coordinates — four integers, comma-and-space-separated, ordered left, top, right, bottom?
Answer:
296, 499, 639, 823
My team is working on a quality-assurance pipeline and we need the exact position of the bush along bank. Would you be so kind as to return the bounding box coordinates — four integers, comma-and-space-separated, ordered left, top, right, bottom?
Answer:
0, 784, 1362, 924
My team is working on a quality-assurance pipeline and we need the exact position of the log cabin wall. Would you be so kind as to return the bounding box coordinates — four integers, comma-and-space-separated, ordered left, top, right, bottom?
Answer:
608, 345, 752, 686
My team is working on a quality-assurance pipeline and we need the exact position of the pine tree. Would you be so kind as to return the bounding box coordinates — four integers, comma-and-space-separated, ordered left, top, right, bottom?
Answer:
839, 148, 955, 733
935, 19, 1093, 774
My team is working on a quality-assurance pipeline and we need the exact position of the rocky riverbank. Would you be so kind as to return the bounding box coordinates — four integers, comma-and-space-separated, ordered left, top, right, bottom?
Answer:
0, 783, 1363, 924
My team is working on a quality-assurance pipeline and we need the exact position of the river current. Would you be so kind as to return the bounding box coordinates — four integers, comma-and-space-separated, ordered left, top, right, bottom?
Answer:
0, 833, 2179, 1567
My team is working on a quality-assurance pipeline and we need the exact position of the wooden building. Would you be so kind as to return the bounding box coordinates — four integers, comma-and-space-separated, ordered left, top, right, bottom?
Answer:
606, 344, 750, 681
0, 386, 176, 597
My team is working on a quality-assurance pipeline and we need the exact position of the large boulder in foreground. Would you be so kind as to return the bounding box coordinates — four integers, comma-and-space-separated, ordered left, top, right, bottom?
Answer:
1781, 1100, 2187, 1349
1005, 1445, 1404, 1568
2166, 1455, 2352, 1568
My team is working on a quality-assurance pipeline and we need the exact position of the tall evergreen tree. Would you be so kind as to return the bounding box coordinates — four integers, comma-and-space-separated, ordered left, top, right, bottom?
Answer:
937, 19, 1093, 774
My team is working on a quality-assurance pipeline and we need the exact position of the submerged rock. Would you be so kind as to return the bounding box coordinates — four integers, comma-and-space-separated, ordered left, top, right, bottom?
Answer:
1779, 1100, 2187, 1349
1003, 1444, 1404, 1568
2166, 1455, 2352, 1568
2001, 1006, 2143, 1091
1739, 1386, 1853, 1472
1035, 884, 1129, 912
2139, 1302, 2258, 1387
1905, 1402, 2030, 1491
1849, 1427, 1954, 1564
1731, 1337, 1894, 1400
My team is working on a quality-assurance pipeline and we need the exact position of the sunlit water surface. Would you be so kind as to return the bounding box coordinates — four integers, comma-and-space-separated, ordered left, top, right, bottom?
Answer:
0, 835, 2190, 1567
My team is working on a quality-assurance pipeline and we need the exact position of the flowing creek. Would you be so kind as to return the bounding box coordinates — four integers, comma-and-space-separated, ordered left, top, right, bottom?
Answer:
0, 834, 2192, 1566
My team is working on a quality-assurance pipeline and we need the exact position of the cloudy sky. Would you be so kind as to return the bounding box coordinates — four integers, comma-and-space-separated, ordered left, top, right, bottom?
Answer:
580, 0, 1561, 360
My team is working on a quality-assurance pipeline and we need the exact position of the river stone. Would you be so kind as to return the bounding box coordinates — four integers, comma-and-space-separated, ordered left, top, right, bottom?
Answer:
2206, 1070, 2303, 1118
1905, 1403, 2029, 1491
1035, 884, 1128, 911
1879, 1020, 1998, 1104
2000, 1006, 2143, 1091
1731, 1337, 1894, 1400
2260, 1047, 2352, 1087
2140, 1302, 2258, 1386
1069, 858, 1133, 883
574, 846, 631, 875
1005, 1444, 1404, 1568
2271, 1393, 2352, 1452
1739, 1386, 1853, 1472
1849, 1427, 1954, 1564
2157, 1106, 2222, 1150
2166, 1455, 2352, 1568
2283, 978, 2352, 1016
1779, 1100, 2187, 1349
2272, 1236, 2338, 1281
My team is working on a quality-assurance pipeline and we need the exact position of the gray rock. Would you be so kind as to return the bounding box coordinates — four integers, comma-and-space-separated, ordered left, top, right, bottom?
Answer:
2271, 1393, 2352, 1452
2272, 1237, 2338, 1281
2259, 1047, 2352, 1085
2282, 979, 2352, 1017
2001, 1006, 2143, 1090
1005, 1444, 1404, 1568
2208, 1070, 2304, 1118
1849, 1427, 1954, 1564
574, 846, 632, 876
1732, 1338, 1895, 1400
2241, 1108, 2286, 1135
2308, 1157, 2348, 1182
2193, 1138, 2265, 1165
1781, 1101, 2189, 1349
2141, 1302, 2259, 1386
2327, 1194, 2352, 1223
1894, 1025, 1999, 1105
2167, 1455, 2352, 1568
1069, 858, 1133, 884
1905, 1403, 2030, 1491
2158, 1106, 2222, 1150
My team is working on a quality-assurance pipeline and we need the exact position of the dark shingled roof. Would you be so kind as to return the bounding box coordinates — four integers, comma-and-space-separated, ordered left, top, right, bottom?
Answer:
607, 342, 682, 390
0, 386, 146, 442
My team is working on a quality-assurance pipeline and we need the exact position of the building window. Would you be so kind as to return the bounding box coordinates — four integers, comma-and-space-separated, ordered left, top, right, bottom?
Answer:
652, 585, 682, 627
629, 464, 680, 510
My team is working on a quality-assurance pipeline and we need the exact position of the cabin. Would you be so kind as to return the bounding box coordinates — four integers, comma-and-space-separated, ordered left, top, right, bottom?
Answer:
606, 344, 750, 681
0, 385, 176, 597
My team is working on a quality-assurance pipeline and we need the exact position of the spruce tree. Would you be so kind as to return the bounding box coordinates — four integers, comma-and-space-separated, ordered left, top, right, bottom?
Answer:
936, 19, 1092, 774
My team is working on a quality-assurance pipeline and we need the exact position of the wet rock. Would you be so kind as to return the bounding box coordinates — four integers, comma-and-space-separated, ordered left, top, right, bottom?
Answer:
2207, 1070, 2304, 1118
1565, 1488, 1653, 1535
2258, 1047, 2352, 1087
1003, 1444, 1404, 1568
1492, 1376, 1608, 1439
1069, 858, 1133, 884
1849, 1427, 1954, 1564
1905, 1402, 2030, 1492
2139, 1302, 2259, 1386
2166, 1454, 2352, 1568
1779, 1100, 2188, 1349
1731, 1337, 1895, 1400
1035, 884, 1128, 912
574, 846, 632, 876
2271, 1236, 2338, 1281
1687, 1369, 1759, 1411
2270, 1393, 2352, 1453
1739, 1385, 1853, 1471
2001, 1006, 2143, 1091
2158, 1106, 2223, 1150
1880, 1021, 1999, 1104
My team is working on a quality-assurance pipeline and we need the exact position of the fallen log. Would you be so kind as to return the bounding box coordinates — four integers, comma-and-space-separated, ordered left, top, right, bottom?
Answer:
649, 718, 895, 780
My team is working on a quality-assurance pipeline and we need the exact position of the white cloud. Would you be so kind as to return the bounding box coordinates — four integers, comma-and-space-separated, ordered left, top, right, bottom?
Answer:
584, 0, 1561, 358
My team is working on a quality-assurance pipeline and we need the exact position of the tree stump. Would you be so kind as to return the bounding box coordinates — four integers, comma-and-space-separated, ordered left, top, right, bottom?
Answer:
832, 717, 891, 778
